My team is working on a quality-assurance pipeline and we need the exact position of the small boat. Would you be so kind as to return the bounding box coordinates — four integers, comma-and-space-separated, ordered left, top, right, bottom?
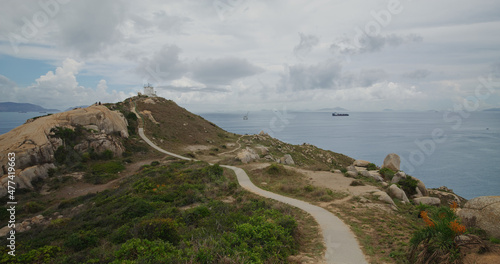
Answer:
332, 112, 349, 116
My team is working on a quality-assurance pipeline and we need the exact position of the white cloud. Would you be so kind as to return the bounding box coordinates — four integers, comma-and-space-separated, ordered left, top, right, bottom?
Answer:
10, 58, 129, 109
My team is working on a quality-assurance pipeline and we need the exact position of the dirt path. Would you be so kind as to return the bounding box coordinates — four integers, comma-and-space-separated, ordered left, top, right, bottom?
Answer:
137, 123, 368, 263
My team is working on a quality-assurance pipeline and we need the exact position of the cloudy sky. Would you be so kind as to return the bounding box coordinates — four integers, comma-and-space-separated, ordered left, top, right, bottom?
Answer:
1, 0, 499, 112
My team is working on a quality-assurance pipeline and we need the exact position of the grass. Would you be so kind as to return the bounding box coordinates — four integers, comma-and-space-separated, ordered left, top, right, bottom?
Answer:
249, 163, 349, 205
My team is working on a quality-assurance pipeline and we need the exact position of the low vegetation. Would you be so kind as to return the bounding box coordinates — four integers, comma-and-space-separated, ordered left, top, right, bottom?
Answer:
1, 161, 317, 263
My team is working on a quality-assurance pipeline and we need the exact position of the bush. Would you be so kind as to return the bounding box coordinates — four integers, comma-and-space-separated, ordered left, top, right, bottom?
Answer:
23, 201, 45, 213
266, 163, 284, 175
409, 202, 467, 263
65, 230, 99, 251
399, 176, 419, 196
135, 218, 180, 245
379, 167, 395, 179
366, 163, 377, 171
112, 238, 183, 263
1, 245, 61, 264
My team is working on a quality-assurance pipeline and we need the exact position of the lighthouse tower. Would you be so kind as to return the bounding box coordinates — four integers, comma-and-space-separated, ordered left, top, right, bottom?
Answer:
143, 83, 156, 97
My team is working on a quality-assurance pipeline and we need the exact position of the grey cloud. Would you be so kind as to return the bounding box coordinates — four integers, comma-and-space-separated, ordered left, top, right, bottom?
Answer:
190, 57, 263, 85
130, 11, 191, 34
403, 69, 431, 80
137, 44, 188, 83
336, 68, 387, 88
358, 69, 388, 87
57, 0, 127, 56
293, 32, 319, 59
330, 33, 423, 55
279, 60, 343, 91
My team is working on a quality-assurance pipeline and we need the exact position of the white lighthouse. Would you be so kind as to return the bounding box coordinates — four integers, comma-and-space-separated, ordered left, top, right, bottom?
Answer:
143, 83, 156, 97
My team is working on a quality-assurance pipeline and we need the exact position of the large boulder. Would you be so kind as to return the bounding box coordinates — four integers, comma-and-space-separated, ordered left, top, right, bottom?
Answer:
458, 196, 500, 239
381, 153, 400, 172
278, 154, 295, 165
373, 190, 397, 209
237, 148, 259, 164
388, 184, 410, 203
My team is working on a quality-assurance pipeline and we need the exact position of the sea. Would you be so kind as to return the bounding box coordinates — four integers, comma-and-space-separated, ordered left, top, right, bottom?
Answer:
1, 111, 499, 200
199, 111, 500, 200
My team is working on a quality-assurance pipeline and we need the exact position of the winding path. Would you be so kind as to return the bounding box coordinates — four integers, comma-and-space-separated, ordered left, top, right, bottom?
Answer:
135, 108, 367, 263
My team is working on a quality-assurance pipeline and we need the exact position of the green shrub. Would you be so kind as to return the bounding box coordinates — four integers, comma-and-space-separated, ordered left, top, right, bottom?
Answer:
23, 201, 45, 213
225, 213, 297, 262
112, 238, 183, 263
379, 167, 395, 180
1, 245, 61, 264
409, 204, 466, 263
184, 206, 211, 226
110, 224, 133, 244
490, 237, 500, 244
133, 178, 155, 193
399, 176, 419, 196
304, 185, 315, 192
135, 218, 180, 245
266, 163, 283, 175
65, 230, 99, 251
150, 161, 160, 166
366, 163, 377, 171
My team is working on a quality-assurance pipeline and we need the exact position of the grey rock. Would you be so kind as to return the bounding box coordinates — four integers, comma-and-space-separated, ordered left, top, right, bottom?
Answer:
382, 153, 400, 172
353, 160, 371, 167
388, 184, 410, 203
458, 196, 500, 239
413, 197, 441, 206
373, 191, 397, 208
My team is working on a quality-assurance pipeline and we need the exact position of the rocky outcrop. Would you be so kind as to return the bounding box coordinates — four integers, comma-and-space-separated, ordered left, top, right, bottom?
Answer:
458, 196, 500, 239
0, 105, 129, 197
237, 147, 259, 164
381, 153, 400, 172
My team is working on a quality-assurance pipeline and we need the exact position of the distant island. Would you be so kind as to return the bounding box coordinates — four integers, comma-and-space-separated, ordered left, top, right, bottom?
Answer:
0, 102, 60, 112
318, 107, 349, 112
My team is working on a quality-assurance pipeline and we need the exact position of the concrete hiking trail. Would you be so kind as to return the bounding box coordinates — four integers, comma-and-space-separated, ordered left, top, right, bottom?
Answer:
137, 127, 368, 263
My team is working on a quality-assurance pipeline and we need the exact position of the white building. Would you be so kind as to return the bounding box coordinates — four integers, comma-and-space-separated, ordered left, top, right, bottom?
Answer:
143, 84, 156, 97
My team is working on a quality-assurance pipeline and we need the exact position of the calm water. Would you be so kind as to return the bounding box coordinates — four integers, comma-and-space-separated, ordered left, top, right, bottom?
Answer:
200, 111, 500, 200
0, 112, 46, 134
1, 111, 499, 199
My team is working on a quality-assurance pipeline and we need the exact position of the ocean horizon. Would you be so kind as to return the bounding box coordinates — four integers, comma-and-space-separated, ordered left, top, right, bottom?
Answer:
199, 110, 500, 200
1, 110, 499, 200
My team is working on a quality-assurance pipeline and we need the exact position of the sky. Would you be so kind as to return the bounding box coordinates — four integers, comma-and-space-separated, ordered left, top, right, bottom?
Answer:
0, 0, 499, 113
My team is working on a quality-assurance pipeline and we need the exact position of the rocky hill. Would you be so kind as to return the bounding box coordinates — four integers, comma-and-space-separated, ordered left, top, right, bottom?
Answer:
0, 105, 128, 196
